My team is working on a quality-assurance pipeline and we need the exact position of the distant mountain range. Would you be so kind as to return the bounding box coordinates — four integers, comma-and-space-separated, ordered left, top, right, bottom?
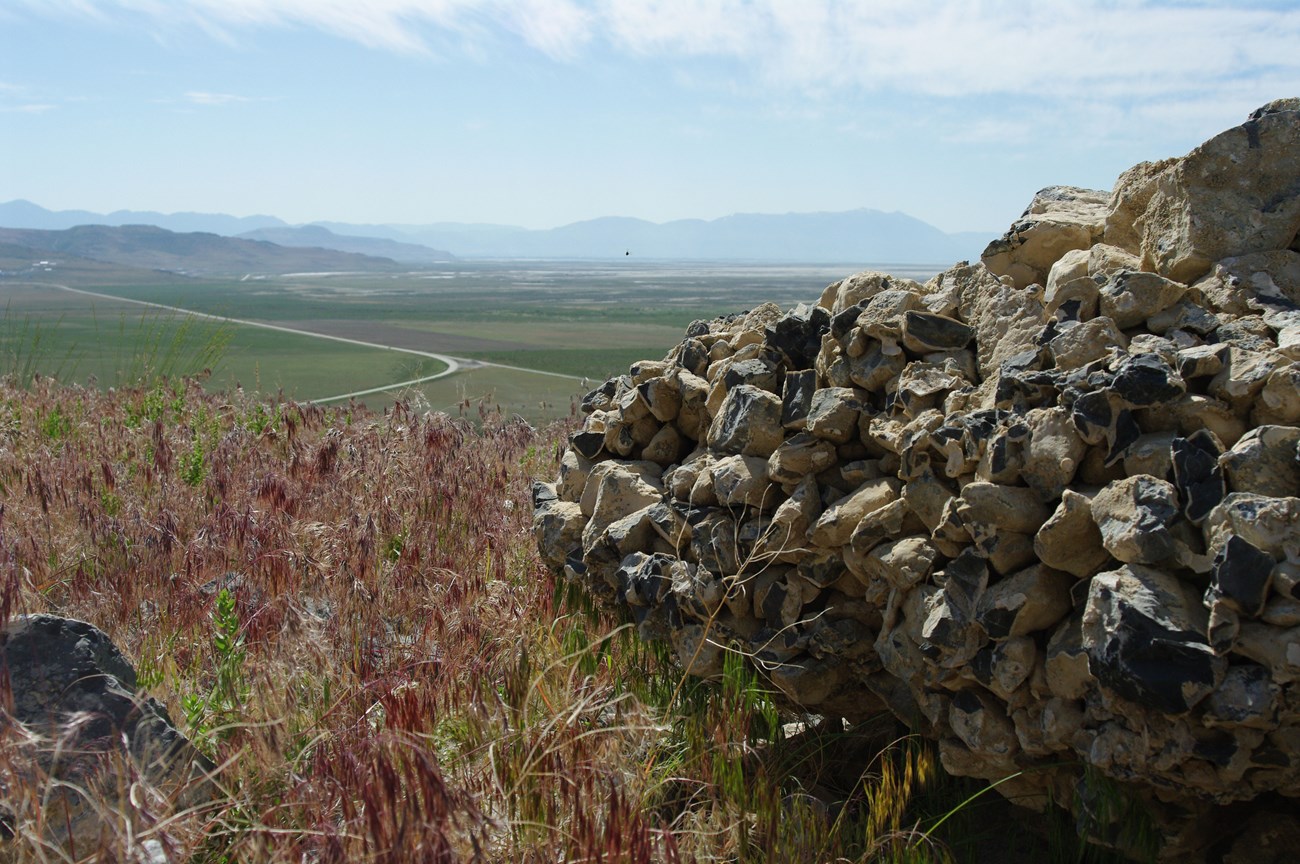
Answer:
0, 224, 407, 276
0, 198, 287, 236
0, 199, 994, 265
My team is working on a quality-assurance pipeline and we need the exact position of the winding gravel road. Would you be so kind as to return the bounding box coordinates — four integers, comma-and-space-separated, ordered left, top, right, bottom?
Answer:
41, 283, 584, 404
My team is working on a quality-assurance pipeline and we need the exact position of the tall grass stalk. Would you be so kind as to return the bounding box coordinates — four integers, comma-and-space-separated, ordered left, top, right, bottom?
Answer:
1, 304, 80, 387
1, 302, 231, 390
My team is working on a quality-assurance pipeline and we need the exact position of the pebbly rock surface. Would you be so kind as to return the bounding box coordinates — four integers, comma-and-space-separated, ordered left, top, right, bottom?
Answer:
0, 614, 213, 861
535, 101, 1300, 859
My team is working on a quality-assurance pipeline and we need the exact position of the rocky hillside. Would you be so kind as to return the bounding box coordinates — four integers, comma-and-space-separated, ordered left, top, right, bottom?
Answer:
536, 99, 1300, 861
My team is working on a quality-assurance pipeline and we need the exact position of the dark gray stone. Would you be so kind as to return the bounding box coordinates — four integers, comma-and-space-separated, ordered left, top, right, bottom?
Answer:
766, 302, 830, 370
531, 480, 558, 508
707, 385, 784, 457
1171, 430, 1225, 524
616, 552, 675, 609
830, 302, 865, 339
1147, 298, 1221, 335
675, 337, 710, 376
570, 429, 606, 460
1209, 534, 1276, 617
1110, 353, 1186, 408
902, 310, 974, 352
848, 344, 907, 392
805, 387, 865, 444
0, 615, 213, 856
723, 356, 780, 394
1082, 565, 1224, 714
1071, 390, 1115, 444
1104, 409, 1142, 468
780, 368, 817, 430
1204, 664, 1279, 729
581, 376, 622, 414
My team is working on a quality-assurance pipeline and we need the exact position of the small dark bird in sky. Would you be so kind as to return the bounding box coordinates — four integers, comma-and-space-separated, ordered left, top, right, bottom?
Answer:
625, 250, 630, 256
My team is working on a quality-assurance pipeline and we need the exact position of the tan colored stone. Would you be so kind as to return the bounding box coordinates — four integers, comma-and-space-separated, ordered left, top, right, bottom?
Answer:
1258, 363, 1300, 424
1203, 493, 1300, 561
1034, 490, 1112, 578
1192, 250, 1300, 316
955, 481, 1052, 538
711, 454, 779, 509
1021, 407, 1086, 501
534, 498, 586, 568
977, 564, 1074, 639
819, 271, 925, 315
982, 186, 1109, 290
1091, 475, 1180, 564
642, 423, 684, 466
1043, 247, 1095, 318
639, 374, 682, 422
962, 279, 1049, 380
557, 448, 596, 502
1126, 108, 1300, 283
1103, 157, 1179, 254
768, 432, 838, 484
1045, 615, 1094, 700
707, 384, 784, 457
809, 477, 901, 548
1098, 270, 1189, 329
1122, 431, 1177, 481
675, 371, 711, 440
1221, 425, 1300, 498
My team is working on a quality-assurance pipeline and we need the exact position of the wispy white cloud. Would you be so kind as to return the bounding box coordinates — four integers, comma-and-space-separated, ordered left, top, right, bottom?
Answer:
593, 0, 1300, 106
16, 0, 1300, 106
22, 0, 590, 58
0, 80, 59, 113
185, 90, 253, 105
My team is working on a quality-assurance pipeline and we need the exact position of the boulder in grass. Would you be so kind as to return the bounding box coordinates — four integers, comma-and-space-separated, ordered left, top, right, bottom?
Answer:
0, 614, 213, 861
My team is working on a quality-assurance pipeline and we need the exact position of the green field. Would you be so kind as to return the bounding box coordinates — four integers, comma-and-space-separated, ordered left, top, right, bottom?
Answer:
1, 259, 939, 421
1, 284, 449, 402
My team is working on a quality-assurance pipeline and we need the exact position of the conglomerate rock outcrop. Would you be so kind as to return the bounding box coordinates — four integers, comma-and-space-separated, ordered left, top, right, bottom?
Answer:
534, 100, 1300, 859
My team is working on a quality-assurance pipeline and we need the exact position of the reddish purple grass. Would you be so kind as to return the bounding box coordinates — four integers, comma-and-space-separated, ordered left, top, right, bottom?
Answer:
0, 375, 983, 864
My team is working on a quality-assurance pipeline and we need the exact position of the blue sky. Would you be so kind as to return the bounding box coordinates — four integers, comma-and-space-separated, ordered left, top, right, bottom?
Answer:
2, 1, 1299, 234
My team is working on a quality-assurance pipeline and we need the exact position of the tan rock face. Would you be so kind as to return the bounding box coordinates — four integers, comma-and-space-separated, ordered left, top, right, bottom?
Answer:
540, 100, 1300, 863
982, 186, 1110, 290
1112, 106, 1300, 284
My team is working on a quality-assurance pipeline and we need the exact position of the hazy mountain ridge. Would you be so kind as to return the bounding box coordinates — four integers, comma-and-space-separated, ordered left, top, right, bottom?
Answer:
237, 225, 456, 264
1, 199, 993, 263
0, 224, 406, 276
0, 199, 287, 235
